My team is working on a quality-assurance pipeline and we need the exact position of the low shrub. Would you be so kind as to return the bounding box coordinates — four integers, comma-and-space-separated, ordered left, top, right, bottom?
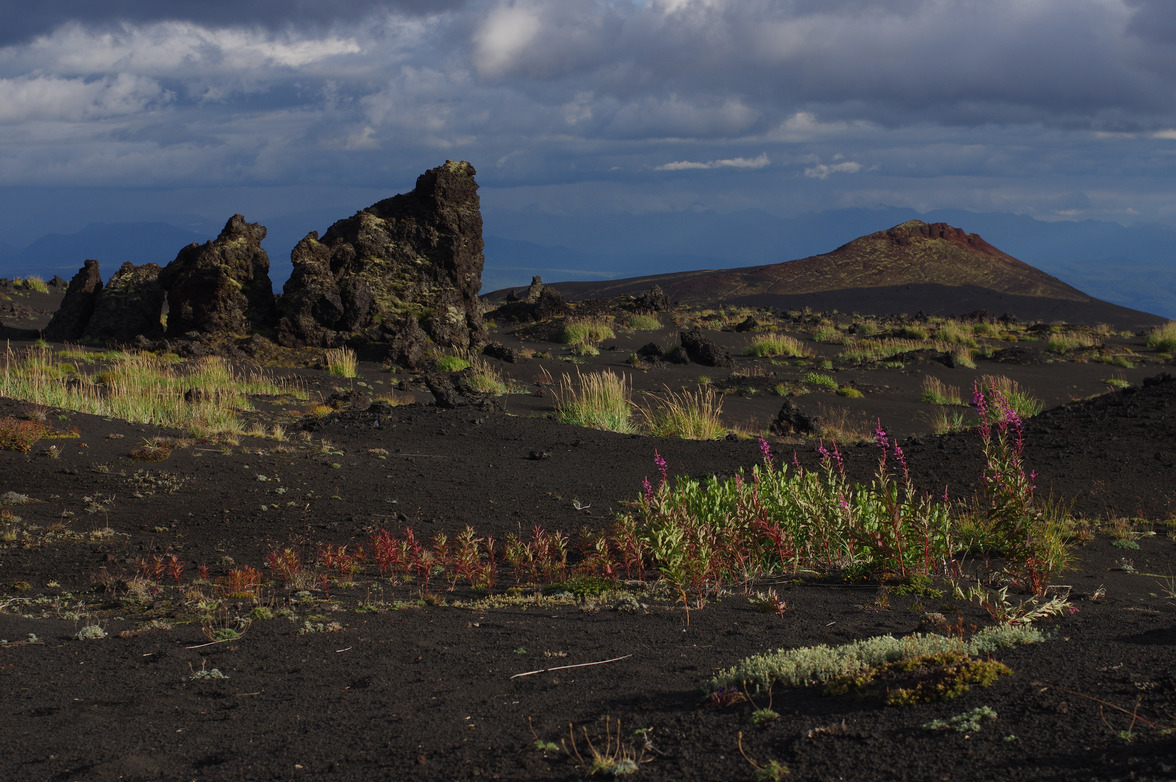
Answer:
708, 625, 1042, 692
0, 416, 49, 452
803, 372, 838, 389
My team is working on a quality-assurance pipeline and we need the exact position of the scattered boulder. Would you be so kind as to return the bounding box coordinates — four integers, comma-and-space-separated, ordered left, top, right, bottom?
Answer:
489, 276, 568, 323
45, 260, 104, 340
482, 342, 519, 363
277, 160, 487, 356
160, 214, 277, 338
679, 328, 734, 368
83, 262, 165, 343
770, 399, 821, 437
631, 284, 670, 313
734, 316, 761, 333
636, 343, 664, 361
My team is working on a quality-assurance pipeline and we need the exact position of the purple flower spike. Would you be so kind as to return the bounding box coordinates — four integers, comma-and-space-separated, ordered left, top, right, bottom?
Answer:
874, 420, 889, 451
759, 436, 772, 464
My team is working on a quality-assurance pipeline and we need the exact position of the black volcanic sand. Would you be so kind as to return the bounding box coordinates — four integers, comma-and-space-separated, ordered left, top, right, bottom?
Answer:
2, 299, 1176, 781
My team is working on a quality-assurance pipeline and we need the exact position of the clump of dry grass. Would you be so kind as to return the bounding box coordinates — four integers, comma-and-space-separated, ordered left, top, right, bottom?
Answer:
1146, 321, 1176, 352
921, 376, 963, 406
743, 334, 812, 358
1, 343, 305, 436
324, 347, 358, 378
638, 386, 726, 440
549, 370, 636, 434
561, 318, 616, 347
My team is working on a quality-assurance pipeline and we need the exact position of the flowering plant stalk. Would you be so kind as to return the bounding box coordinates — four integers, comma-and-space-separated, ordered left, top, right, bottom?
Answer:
974, 382, 1066, 594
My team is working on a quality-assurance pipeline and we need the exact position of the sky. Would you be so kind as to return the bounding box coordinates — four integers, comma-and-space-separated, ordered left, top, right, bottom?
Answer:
0, 0, 1174, 273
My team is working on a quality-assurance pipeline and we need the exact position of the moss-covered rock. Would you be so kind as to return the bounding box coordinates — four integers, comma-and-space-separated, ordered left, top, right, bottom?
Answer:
277, 160, 486, 359
160, 214, 277, 338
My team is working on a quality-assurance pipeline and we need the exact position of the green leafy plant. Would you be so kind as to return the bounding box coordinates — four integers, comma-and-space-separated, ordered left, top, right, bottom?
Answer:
802, 372, 838, 389
973, 381, 1066, 594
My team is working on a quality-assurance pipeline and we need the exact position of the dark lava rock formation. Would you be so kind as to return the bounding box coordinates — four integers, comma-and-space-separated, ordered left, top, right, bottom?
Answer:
277, 160, 486, 352
680, 327, 734, 368
488, 276, 569, 323
84, 262, 166, 343
41, 161, 489, 362
45, 260, 103, 340
160, 214, 277, 339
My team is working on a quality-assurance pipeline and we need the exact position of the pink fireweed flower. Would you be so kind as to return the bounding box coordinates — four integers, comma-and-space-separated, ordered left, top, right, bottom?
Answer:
874, 421, 889, 451
827, 441, 845, 476
759, 436, 772, 463
642, 476, 653, 502
654, 450, 668, 488
893, 443, 908, 477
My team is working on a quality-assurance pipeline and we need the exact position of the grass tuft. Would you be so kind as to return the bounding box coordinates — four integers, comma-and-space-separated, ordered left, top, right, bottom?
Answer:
638, 386, 726, 440
1145, 321, 1176, 352
562, 318, 616, 347
324, 347, 358, 378
921, 376, 963, 406
743, 334, 812, 358
550, 370, 636, 434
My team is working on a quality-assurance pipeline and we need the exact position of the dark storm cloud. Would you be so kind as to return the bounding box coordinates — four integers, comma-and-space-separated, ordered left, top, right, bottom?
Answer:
465, 0, 1176, 134
0, 0, 1173, 231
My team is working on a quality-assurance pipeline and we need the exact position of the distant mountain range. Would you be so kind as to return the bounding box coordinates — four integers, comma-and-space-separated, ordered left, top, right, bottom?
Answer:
1, 206, 1173, 319
0, 222, 208, 280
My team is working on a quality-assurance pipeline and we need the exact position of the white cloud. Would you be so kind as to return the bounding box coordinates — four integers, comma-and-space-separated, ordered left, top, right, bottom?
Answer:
803, 160, 862, 179
656, 153, 770, 171
473, 4, 543, 78
0, 73, 169, 123
24, 21, 362, 76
